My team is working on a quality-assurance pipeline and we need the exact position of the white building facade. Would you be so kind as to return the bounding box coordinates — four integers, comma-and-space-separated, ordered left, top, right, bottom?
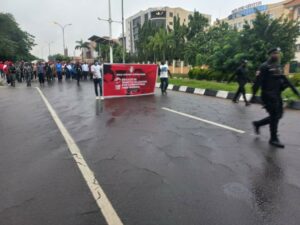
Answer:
126, 7, 211, 54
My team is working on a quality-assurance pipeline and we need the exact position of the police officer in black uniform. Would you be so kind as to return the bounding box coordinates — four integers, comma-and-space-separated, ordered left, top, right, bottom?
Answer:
229, 60, 251, 106
252, 47, 300, 148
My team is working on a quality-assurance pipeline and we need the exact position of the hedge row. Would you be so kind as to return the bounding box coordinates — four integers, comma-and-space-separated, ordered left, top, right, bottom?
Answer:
188, 68, 230, 82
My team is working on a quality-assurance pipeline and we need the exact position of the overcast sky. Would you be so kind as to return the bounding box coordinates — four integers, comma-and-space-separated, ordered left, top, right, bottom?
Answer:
1, 0, 280, 59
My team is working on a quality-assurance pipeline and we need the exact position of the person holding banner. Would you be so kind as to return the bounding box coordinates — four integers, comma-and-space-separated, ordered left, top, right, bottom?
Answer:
159, 61, 172, 95
91, 61, 103, 100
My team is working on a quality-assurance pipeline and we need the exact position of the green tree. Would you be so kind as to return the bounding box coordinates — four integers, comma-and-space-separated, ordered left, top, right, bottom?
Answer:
153, 29, 173, 61
135, 21, 160, 62
75, 39, 90, 61
184, 11, 210, 65
169, 16, 187, 60
48, 54, 71, 62
95, 42, 124, 63
186, 11, 209, 41
240, 12, 300, 70
0, 13, 36, 61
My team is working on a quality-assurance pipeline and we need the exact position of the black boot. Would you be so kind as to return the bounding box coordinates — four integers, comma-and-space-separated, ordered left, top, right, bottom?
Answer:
250, 96, 256, 103
269, 139, 285, 148
252, 121, 260, 135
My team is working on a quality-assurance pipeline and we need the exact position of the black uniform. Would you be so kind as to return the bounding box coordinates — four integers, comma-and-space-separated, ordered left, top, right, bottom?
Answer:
8, 65, 16, 87
253, 60, 300, 147
250, 70, 261, 103
230, 64, 251, 105
24, 65, 32, 87
45, 64, 53, 82
74, 64, 82, 85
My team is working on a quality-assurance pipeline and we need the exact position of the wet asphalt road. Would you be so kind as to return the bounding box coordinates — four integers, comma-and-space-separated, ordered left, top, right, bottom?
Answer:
0, 80, 300, 225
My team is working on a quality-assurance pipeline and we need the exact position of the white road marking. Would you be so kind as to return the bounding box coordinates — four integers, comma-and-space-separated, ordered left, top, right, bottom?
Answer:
36, 87, 124, 225
162, 107, 245, 134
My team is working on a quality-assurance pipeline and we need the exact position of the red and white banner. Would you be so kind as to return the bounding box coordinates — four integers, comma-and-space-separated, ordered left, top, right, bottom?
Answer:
102, 64, 158, 99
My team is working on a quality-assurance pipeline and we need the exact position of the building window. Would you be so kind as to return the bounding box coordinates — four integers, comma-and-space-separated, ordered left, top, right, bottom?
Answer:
169, 22, 173, 25
296, 44, 300, 52
144, 13, 148, 21
297, 7, 300, 18
169, 12, 173, 17
133, 17, 141, 27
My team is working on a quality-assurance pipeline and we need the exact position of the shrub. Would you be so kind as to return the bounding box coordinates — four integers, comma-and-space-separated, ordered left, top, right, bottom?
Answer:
188, 68, 230, 81
195, 69, 211, 80
290, 74, 300, 87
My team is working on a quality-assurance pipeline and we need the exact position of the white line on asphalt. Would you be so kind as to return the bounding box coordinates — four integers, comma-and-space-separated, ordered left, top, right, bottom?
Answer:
162, 107, 245, 134
35, 87, 124, 225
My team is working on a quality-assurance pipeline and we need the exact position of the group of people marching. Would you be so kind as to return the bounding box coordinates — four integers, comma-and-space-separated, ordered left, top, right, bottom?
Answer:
1, 61, 101, 84
0, 60, 104, 99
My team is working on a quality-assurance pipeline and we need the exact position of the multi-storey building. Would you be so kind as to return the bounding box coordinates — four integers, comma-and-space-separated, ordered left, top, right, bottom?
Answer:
220, 0, 300, 62
126, 7, 211, 54
284, 0, 300, 62
221, 1, 290, 30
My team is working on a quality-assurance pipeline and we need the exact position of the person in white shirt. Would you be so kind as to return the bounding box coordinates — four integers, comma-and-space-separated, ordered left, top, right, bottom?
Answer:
81, 62, 89, 80
159, 60, 172, 95
91, 61, 103, 99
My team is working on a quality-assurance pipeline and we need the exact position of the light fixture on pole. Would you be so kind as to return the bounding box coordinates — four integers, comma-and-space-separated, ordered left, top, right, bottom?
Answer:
54, 22, 72, 56
97, 0, 125, 64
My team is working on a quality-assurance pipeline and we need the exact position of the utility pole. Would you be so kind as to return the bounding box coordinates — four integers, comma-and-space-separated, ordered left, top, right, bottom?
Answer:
108, 0, 113, 63
98, 0, 126, 64
47, 41, 54, 59
122, 0, 125, 63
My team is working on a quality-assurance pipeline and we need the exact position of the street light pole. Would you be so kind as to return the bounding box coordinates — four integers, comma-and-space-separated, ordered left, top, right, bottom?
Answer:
54, 22, 72, 56
122, 0, 125, 63
108, 0, 113, 63
98, 0, 126, 64
47, 41, 54, 59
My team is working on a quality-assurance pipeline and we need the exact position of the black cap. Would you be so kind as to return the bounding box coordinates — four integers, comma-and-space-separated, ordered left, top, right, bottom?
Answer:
268, 47, 281, 55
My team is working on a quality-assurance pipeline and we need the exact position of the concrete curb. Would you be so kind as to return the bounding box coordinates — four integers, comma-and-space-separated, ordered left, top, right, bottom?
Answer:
156, 83, 300, 110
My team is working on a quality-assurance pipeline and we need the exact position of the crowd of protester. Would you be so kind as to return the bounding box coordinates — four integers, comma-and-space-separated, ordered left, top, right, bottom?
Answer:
0, 60, 97, 87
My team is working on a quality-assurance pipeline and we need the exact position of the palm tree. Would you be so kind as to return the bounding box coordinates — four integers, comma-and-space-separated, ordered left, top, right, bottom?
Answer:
153, 29, 174, 61
75, 39, 90, 61
147, 35, 159, 62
